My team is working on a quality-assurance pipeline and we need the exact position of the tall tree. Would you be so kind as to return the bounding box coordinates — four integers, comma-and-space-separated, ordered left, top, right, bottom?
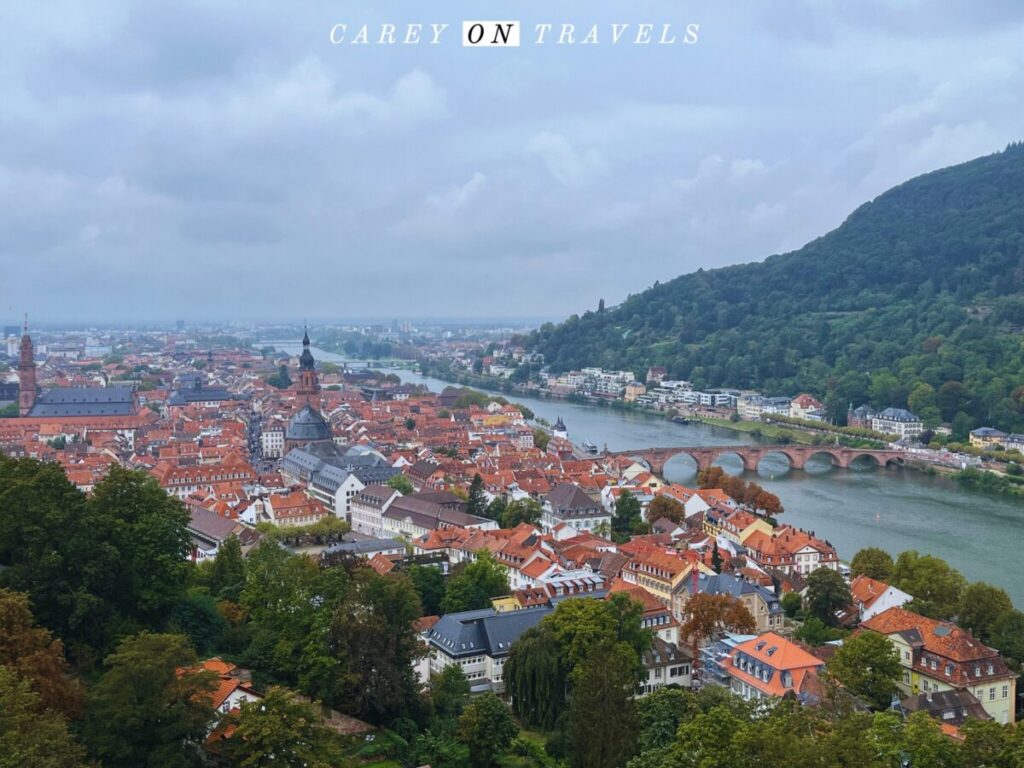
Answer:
505, 627, 564, 730
0, 667, 89, 768
0, 589, 82, 718
891, 551, 966, 620
958, 582, 1013, 644
827, 631, 901, 710
208, 535, 246, 601
430, 665, 470, 721
408, 565, 446, 616
989, 609, 1024, 664
849, 547, 895, 581
804, 567, 852, 627
457, 692, 518, 768
440, 551, 509, 614
500, 498, 543, 529
387, 473, 414, 495
466, 474, 487, 518
613, 491, 643, 537
505, 626, 565, 729
82, 633, 216, 768
329, 568, 423, 724
220, 687, 338, 768
568, 640, 640, 768
0, 459, 192, 664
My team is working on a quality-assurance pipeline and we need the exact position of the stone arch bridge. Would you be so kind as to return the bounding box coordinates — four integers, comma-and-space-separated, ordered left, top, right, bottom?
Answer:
606, 444, 906, 477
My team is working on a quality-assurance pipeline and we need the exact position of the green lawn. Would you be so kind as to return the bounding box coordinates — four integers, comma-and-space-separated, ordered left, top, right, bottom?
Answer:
702, 416, 818, 444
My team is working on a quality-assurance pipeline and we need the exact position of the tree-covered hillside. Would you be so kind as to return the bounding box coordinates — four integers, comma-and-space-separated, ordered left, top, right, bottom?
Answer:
527, 143, 1024, 430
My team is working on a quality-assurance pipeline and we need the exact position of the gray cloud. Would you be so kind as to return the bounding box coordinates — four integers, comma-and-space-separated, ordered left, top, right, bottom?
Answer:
1, 0, 1022, 323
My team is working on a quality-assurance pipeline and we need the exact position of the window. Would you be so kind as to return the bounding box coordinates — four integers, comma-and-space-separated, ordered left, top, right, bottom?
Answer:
1003, 685, 1009, 699
990, 688, 996, 701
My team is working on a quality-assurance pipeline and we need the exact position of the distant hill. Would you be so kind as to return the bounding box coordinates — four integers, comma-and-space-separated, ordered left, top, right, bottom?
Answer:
525, 143, 1024, 433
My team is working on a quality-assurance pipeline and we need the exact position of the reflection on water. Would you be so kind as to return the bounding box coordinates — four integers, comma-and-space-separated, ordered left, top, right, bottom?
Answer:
270, 345, 1024, 605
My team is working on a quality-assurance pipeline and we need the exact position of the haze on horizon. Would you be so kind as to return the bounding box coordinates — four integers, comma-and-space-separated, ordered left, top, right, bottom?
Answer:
2, 0, 1023, 324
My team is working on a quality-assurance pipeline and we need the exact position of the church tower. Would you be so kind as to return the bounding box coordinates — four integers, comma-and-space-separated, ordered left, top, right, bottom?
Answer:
18, 316, 37, 417
295, 326, 321, 407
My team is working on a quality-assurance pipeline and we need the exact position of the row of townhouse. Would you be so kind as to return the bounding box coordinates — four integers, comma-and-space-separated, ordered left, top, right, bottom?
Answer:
741, 525, 840, 576
353, 486, 498, 541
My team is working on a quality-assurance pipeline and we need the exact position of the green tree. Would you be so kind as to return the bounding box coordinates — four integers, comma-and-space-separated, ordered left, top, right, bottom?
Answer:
220, 687, 338, 768
780, 592, 802, 619
804, 567, 852, 627
457, 692, 517, 768
568, 640, 639, 768
505, 626, 564, 730
410, 732, 470, 768
533, 428, 550, 451
0, 460, 191, 664
408, 565, 446, 616
849, 547, 895, 581
500, 498, 543, 529
827, 631, 901, 710
466, 474, 487, 518
441, 551, 509, 614
613, 491, 642, 537
506, 594, 649, 732
328, 568, 423, 724
958, 582, 1013, 644
240, 544, 346, 691
711, 542, 723, 574
387, 473, 414, 495
793, 616, 844, 646
635, 688, 697, 753
82, 633, 216, 768
891, 551, 966, 620
989, 609, 1024, 664
168, 591, 227, 656
430, 665, 470, 721
483, 495, 507, 523
208, 536, 246, 602
0, 667, 89, 768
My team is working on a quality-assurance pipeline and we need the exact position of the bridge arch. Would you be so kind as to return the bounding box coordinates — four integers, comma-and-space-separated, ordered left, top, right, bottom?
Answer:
801, 449, 846, 471
751, 449, 798, 473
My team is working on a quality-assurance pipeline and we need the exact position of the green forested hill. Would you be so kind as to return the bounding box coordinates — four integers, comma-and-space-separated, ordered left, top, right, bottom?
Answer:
526, 143, 1024, 432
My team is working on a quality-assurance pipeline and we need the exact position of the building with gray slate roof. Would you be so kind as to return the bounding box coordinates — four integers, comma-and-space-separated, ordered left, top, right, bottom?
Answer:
28, 386, 137, 417
541, 482, 611, 534
672, 572, 784, 633
167, 379, 237, 408
426, 606, 552, 693
282, 442, 400, 519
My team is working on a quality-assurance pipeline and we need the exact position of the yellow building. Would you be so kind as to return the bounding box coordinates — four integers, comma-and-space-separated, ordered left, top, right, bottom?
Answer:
969, 427, 1007, 449
862, 607, 1016, 725
624, 382, 647, 403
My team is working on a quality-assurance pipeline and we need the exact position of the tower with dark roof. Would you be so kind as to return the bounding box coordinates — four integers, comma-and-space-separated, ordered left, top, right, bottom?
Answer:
295, 326, 320, 407
285, 327, 331, 452
18, 315, 36, 417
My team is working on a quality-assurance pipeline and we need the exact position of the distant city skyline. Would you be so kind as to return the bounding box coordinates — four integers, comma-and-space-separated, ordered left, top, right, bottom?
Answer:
2, 0, 1023, 322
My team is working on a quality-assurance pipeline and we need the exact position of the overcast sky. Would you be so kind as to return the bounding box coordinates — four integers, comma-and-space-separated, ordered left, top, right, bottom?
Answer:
2, 1, 1023, 324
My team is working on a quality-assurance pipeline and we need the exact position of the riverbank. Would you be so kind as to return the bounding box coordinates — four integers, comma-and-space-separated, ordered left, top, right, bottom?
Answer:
698, 416, 818, 445
275, 344, 1024, 604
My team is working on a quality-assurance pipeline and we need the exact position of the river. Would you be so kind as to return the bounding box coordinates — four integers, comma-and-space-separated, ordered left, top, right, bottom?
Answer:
273, 345, 1024, 606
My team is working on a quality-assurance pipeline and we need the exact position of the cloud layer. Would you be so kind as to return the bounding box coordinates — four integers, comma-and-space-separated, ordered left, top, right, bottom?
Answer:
1, 0, 1022, 323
